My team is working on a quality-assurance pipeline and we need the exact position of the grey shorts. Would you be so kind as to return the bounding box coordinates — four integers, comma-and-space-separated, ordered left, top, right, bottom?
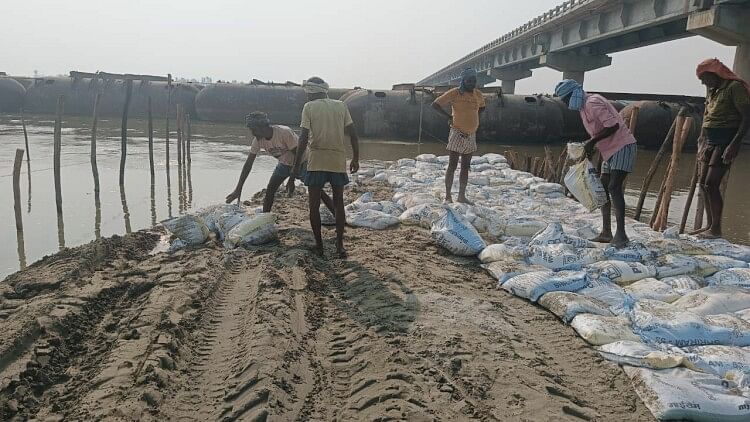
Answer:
602, 143, 637, 174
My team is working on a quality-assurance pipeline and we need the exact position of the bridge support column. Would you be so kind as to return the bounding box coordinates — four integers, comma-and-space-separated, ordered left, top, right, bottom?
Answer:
501, 80, 516, 94
688, 4, 750, 80
562, 71, 585, 84
540, 53, 612, 85
489, 68, 532, 94
734, 43, 750, 82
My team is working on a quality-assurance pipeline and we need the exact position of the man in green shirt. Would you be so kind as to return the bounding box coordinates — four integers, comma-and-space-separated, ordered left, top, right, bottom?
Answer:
693, 58, 750, 238
289, 77, 360, 258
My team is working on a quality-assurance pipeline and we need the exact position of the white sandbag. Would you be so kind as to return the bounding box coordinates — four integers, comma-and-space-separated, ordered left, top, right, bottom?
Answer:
671, 286, 750, 316
471, 163, 494, 173
483, 259, 545, 285
625, 278, 681, 303
624, 366, 750, 422
482, 153, 507, 164
567, 142, 585, 160
224, 213, 277, 248
660, 275, 705, 295
646, 239, 711, 256
371, 172, 387, 182
502, 270, 588, 302
398, 193, 440, 209
504, 217, 547, 237
632, 299, 750, 347
586, 260, 656, 286
216, 211, 249, 240
470, 156, 488, 165
479, 243, 528, 263
528, 244, 604, 271
345, 201, 383, 213
597, 341, 691, 370
415, 153, 438, 163
431, 208, 486, 256
564, 159, 607, 212
570, 314, 641, 346
529, 182, 564, 195
693, 255, 747, 277
578, 281, 636, 316
603, 242, 656, 262
163, 215, 210, 246
529, 222, 594, 249
683, 345, 750, 386
378, 201, 406, 217
468, 175, 490, 186
396, 158, 416, 167
697, 239, 750, 262
399, 204, 443, 229
197, 204, 242, 234
656, 254, 699, 278
320, 205, 336, 226
346, 209, 400, 230
706, 268, 750, 288
538, 291, 613, 323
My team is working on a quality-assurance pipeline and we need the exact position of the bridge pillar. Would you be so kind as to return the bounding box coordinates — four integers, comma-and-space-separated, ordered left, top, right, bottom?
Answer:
540, 53, 612, 84
489, 68, 532, 94
688, 3, 750, 80
735, 43, 750, 82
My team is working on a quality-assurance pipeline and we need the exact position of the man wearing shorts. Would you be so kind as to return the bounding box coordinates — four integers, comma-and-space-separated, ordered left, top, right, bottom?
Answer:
692, 58, 750, 239
432, 68, 486, 204
555, 79, 637, 248
288, 77, 360, 258
226, 111, 335, 214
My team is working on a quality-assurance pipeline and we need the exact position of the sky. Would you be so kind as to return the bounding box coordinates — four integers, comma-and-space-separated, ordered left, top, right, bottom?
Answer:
1, 0, 736, 96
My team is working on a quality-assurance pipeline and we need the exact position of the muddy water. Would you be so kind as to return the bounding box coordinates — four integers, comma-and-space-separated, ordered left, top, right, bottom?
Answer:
0, 113, 747, 279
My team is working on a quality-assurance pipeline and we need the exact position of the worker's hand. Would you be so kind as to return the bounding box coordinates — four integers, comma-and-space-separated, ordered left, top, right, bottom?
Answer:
286, 175, 296, 197
350, 159, 359, 174
583, 140, 596, 158
723, 143, 739, 165
447, 116, 453, 126
225, 189, 240, 204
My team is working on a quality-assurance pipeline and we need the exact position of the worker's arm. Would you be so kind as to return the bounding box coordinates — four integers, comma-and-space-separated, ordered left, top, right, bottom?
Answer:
432, 102, 452, 122
226, 153, 256, 203
723, 104, 750, 164
287, 129, 309, 195
584, 124, 619, 157
346, 123, 360, 173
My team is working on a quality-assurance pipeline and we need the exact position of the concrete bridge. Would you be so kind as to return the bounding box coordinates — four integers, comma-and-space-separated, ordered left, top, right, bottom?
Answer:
417, 0, 750, 93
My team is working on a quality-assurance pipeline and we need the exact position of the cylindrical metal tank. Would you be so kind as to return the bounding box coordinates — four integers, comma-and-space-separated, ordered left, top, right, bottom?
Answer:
344, 89, 583, 144
620, 101, 704, 149
23, 77, 198, 118
0, 77, 26, 112
195, 84, 307, 125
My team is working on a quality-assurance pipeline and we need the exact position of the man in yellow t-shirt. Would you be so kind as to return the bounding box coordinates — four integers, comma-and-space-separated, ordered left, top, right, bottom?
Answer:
289, 77, 360, 258
432, 68, 486, 204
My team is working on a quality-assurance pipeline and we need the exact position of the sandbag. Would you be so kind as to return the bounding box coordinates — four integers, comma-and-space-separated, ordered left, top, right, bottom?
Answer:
482, 153, 507, 164
224, 213, 277, 248
197, 203, 242, 234
646, 239, 711, 256
624, 366, 750, 422
396, 158, 416, 167
586, 260, 656, 286
567, 142, 585, 160
504, 217, 547, 237
660, 275, 705, 295
431, 208, 486, 256
528, 244, 604, 271
379, 201, 406, 217
693, 255, 747, 277
483, 259, 545, 285
399, 204, 443, 229
502, 270, 588, 302
538, 291, 613, 323
597, 341, 691, 370
602, 242, 655, 262
415, 153, 438, 163
163, 215, 210, 246
655, 254, 699, 278
625, 278, 681, 303
684, 345, 750, 385
578, 281, 636, 316
564, 159, 607, 212
479, 243, 528, 264
697, 239, 750, 262
346, 209, 400, 230
632, 299, 750, 347
216, 211, 248, 240
529, 222, 594, 249
529, 182, 564, 195
671, 286, 750, 316
570, 314, 641, 346
398, 193, 440, 209
707, 268, 750, 288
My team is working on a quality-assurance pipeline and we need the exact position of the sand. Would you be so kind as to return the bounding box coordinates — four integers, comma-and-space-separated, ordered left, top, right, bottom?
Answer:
0, 181, 654, 421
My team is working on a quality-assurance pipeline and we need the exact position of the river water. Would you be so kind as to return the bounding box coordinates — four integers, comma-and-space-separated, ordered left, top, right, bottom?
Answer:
1, 113, 747, 279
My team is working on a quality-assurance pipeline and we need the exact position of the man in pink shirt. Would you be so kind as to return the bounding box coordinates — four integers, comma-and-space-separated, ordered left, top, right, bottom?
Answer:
555, 79, 637, 248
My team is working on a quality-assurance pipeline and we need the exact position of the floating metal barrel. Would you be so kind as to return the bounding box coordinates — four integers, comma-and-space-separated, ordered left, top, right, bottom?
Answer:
0, 77, 26, 112
23, 77, 198, 117
620, 101, 704, 149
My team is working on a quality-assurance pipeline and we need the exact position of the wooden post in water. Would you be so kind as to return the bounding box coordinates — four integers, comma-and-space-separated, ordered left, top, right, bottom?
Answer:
166, 74, 172, 178
54, 96, 64, 214
634, 109, 685, 220
21, 109, 32, 213
186, 112, 192, 165
119, 79, 133, 186
13, 149, 24, 231
628, 105, 640, 133
91, 93, 101, 193
653, 117, 692, 231
679, 156, 701, 233
147, 96, 155, 178
176, 103, 183, 169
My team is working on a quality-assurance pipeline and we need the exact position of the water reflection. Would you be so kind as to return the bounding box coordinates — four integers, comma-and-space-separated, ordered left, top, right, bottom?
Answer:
26, 164, 31, 213
150, 180, 157, 227
94, 190, 102, 240
120, 184, 132, 234
57, 211, 65, 250
166, 169, 173, 219
187, 159, 193, 207
16, 229, 26, 270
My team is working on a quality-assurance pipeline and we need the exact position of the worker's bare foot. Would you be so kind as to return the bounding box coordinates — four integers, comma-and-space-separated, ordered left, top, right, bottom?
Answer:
336, 240, 348, 259
312, 243, 324, 257
689, 227, 710, 236
610, 233, 630, 249
591, 232, 613, 243
444, 194, 453, 204
456, 196, 474, 205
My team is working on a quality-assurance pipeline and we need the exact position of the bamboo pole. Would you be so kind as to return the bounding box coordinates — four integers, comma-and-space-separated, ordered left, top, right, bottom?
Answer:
54, 96, 64, 214
119, 79, 133, 186
176, 103, 182, 169
679, 156, 701, 233
186, 112, 192, 165
91, 93, 101, 193
649, 161, 671, 227
21, 109, 31, 213
694, 189, 706, 230
166, 74, 172, 180
120, 185, 132, 234
634, 109, 685, 220
653, 117, 693, 231
13, 149, 24, 231
94, 189, 101, 240
57, 212, 65, 250
16, 228, 26, 270
150, 181, 157, 227
628, 105, 641, 133
147, 96, 155, 178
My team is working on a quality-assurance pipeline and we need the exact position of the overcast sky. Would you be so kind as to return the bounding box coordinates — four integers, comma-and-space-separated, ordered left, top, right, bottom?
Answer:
1, 0, 736, 95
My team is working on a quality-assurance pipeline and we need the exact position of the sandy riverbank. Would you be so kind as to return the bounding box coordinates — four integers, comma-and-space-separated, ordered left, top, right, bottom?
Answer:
0, 181, 653, 421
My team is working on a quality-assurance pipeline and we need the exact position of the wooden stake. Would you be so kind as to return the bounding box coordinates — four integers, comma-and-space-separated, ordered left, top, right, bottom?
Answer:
13, 149, 24, 231
176, 103, 182, 169
166, 74, 172, 179
634, 109, 685, 220
679, 156, 701, 233
120, 185, 132, 234
649, 161, 671, 227
653, 117, 692, 231
119, 79, 133, 186
147, 96, 155, 178
628, 105, 641, 133
54, 96, 64, 214
186, 112, 192, 165
21, 110, 30, 161
91, 93, 101, 193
